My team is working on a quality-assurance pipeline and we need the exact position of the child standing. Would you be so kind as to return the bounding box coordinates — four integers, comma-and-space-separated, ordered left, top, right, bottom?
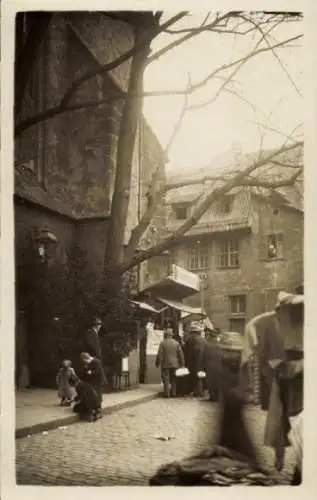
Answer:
56, 359, 77, 406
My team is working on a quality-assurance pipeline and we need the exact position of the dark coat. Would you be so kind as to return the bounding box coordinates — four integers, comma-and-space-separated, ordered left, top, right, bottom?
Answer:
85, 327, 102, 360
202, 340, 222, 374
81, 357, 103, 388
74, 381, 99, 412
184, 335, 207, 372
155, 338, 185, 369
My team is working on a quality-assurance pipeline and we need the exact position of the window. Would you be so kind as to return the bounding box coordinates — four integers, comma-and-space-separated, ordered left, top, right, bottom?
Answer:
229, 295, 246, 315
188, 241, 209, 270
217, 238, 239, 268
218, 195, 234, 215
174, 205, 188, 220
229, 295, 246, 334
229, 318, 246, 334
267, 233, 284, 259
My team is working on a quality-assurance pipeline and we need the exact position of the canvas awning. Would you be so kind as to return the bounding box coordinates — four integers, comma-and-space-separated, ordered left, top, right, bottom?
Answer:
156, 296, 205, 316
139, 265, 200, 300
130, 300, 166, 314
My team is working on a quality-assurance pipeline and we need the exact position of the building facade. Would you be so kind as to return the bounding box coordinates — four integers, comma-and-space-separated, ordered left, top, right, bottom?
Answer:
161, 147, 303, 333
14, 12, 166, 387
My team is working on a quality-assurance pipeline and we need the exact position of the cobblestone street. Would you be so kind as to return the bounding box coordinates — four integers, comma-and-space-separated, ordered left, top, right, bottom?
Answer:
16, 398, 296, 486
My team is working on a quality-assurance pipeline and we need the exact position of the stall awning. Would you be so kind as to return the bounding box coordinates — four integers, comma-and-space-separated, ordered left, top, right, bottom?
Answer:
130, 300, 166, 314
156, 296, 206, 316
139, 265, 200, 300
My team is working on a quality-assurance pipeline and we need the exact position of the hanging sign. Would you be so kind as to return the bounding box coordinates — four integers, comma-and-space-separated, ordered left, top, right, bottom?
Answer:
146, 329, 164, 355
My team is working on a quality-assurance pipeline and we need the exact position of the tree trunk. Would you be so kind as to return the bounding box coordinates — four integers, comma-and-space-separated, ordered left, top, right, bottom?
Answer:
105, 33, 151, 270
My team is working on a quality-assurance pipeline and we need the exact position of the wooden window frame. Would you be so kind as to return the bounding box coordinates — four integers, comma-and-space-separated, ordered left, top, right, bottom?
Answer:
229, 294, 246, 316
259, 232, 284, 261
217, 237, 240, 269
218, 195, 234, 215
228, 294, 246, 333
188, 242, 209, 271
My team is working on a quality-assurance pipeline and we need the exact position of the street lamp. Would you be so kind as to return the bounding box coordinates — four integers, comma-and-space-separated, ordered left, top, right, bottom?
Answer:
34, 227, 58, 263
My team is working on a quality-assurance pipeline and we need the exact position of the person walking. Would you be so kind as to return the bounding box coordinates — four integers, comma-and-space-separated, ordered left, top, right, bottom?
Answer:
155, 329, 185, 398
80, 352, 104, 419
184, 324, 207, 397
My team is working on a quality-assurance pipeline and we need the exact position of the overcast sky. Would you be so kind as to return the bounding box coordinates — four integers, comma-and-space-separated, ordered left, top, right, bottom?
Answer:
142, 12, 303, 172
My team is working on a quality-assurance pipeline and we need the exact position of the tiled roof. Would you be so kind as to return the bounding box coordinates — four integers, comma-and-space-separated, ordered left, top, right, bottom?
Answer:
166, 145, 303, 212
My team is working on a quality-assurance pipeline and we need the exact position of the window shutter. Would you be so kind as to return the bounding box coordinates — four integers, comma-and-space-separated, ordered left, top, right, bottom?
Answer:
277, 233, 284, 259
258, 234, 268, 261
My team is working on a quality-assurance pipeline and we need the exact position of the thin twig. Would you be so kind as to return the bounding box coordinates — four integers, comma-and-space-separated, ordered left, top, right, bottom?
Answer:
238, 13, 302, 96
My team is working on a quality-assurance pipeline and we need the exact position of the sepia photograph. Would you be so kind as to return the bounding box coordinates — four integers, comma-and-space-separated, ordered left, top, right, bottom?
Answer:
12, 8, 304, 487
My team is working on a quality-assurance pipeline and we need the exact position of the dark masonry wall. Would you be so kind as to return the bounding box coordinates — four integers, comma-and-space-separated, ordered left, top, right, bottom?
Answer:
15, 201, 76, 388
15, 198, 113, 388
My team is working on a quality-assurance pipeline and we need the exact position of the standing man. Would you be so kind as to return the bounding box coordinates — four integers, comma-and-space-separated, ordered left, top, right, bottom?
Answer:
85, 317, 103, 359
201, 329, 222, 401
85, 317, 107, 386
155, 329, 185, 398
184, 324, 207, 397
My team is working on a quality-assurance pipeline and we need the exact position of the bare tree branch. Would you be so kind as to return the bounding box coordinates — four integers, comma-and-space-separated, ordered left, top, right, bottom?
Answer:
242, 167, 302, 187
15, 17, 302, 137
270, 160, 302, 169
163, 14, 278, 36
60, 12, 188, 108
164, 75, 191, 154
186, 17, 283, 114
146, 12, 237, 66
238, 13, 302, 96
251, 121, 303, 144
118, 141, 303, 273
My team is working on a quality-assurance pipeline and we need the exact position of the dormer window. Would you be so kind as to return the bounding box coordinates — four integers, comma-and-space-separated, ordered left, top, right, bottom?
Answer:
174, 205, 189, 220
218, 195, 234, 215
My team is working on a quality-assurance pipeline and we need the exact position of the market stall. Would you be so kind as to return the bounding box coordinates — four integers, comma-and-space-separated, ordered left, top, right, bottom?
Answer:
133, 265, 206, 383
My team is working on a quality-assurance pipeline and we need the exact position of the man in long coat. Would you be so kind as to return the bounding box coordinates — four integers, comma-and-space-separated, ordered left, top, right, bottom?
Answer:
155, 329, 185, 398
201, 329, 222, 401
184, 325, 207, 397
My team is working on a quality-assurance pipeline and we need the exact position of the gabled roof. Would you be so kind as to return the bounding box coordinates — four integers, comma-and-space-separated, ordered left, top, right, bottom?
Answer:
166, 144, 303, 212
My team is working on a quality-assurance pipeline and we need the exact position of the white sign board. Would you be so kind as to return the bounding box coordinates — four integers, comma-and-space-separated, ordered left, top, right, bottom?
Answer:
146, 329, 164, 355
171, 264, 200, 291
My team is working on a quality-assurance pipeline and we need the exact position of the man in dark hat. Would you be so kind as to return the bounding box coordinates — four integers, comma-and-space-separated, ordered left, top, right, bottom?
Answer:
84, 318, 107, 386
85, 317, 103, 359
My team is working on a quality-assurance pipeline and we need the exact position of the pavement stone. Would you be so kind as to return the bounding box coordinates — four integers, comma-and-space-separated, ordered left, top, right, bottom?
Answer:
16, 398, 297, 486
15, 385, 160, 437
